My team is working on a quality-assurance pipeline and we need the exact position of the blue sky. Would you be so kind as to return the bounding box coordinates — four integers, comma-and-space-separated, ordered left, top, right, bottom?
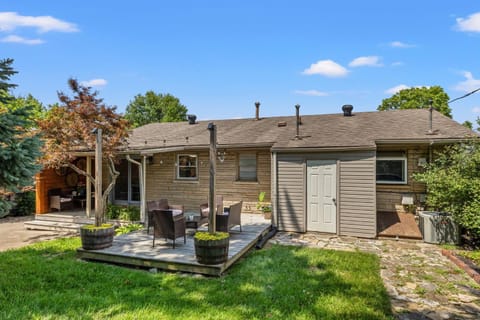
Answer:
1, 1, 479, 124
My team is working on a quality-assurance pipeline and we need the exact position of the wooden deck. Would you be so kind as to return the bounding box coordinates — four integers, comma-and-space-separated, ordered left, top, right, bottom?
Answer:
377, 211, 422, 239
77, 214, 272, 276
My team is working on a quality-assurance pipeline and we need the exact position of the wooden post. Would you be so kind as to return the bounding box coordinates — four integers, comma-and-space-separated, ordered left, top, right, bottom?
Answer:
142, 155, 147, 223
95, 128, 103, 226
35, 173, 46, 214
207, 123, 217, 234
86, 155, 91, 217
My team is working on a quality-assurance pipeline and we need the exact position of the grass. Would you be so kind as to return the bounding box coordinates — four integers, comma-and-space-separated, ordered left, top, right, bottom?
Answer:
0, 238, 392, 320
456, 249, 480, 266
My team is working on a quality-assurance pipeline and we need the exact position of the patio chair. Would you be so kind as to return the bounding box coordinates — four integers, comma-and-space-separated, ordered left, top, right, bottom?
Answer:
216, 201, 243, 233
199, 195, 224, 223
147, 199, 183, 234
151, 209, 186, 249
48, 188, 74, 212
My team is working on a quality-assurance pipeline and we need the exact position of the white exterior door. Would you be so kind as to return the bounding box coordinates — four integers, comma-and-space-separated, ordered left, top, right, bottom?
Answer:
307, 160, 337, 233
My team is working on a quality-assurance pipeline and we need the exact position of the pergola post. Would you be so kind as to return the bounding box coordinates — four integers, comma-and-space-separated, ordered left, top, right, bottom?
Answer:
86, 155, 92, 217
207, 123, 217, 234
94, 128, 103, 225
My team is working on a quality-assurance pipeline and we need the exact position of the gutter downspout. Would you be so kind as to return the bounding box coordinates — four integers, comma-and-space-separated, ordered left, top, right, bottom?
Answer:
126, 155, 145, 223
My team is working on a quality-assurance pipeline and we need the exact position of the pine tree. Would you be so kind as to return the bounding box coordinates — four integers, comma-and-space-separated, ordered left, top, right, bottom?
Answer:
0, 58, 42, 217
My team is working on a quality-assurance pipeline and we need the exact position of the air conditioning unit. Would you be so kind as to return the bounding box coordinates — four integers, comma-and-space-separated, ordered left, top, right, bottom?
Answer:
418, 211, 459, 244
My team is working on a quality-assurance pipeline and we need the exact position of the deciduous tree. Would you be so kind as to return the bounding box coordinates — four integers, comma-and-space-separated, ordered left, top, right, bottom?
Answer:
414, 140, 480, 237
38, 79, 129, 225
378, 86, 452, 117
124, 91, 188, 127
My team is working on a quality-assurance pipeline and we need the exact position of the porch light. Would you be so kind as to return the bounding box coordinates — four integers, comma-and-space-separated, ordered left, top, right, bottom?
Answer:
217, 151, 226, 163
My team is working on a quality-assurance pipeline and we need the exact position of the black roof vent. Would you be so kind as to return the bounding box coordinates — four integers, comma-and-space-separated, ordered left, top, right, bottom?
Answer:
187, 114, 197, 124
342, 104, 353, 117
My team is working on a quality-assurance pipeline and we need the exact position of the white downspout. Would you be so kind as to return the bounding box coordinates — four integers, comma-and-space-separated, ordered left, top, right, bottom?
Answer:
126, 155, 145, 223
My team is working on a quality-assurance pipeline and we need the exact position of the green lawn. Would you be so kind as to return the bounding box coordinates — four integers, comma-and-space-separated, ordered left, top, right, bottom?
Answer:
0, 238, 392, 320
457, 249, 480, 266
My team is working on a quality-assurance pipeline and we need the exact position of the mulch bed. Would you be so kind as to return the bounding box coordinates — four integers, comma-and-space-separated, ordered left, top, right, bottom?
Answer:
442, 249, 480, 284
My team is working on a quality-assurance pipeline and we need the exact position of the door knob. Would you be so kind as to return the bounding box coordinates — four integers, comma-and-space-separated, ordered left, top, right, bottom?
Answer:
332, 198, 336, 205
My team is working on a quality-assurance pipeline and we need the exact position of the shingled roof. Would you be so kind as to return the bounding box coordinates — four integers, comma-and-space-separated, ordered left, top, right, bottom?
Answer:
127, 109, 475, 153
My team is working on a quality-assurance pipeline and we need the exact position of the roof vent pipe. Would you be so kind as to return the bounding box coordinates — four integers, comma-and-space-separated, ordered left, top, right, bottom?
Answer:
255, 101, 260, 120
342, 104, 353, 116
295, 104, 301, 138
187, 114, 197, 125
428, 99, 433, 134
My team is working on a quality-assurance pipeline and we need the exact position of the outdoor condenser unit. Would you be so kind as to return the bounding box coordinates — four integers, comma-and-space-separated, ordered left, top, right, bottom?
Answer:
418, 211, 459, 244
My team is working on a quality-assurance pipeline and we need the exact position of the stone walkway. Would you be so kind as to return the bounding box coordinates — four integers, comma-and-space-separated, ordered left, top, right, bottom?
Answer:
271, 232, 480, 320
0, 216, 74, 252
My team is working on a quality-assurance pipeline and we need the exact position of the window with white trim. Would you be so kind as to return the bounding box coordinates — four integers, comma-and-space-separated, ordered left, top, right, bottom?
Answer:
177, 154, 198, 179
238, 153, 257, 181
376, 153, 407, 184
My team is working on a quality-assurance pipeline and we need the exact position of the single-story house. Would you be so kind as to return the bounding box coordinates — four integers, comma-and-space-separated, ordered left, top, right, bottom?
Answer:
35, 105, 475, 238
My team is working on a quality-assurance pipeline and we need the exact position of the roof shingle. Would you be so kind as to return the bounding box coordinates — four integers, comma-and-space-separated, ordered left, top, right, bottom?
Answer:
127, 109, 475, 152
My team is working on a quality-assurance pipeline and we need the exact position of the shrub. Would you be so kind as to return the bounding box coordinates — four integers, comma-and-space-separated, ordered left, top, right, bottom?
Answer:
118, 206, 140, 222
11, 191, 35, 216
106, 204, 121, 220
106, 204, 140, 222
413, 140, 480, 237
115, 223, 144, 235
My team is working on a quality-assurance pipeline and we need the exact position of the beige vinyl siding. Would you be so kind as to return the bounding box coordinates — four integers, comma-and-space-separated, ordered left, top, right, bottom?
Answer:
276, 158, 305, 232
339, 155, 376, 238
276, 151, 376, 237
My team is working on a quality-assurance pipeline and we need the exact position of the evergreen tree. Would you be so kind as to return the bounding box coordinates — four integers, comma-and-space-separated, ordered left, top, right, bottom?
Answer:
0, 59, 42, 217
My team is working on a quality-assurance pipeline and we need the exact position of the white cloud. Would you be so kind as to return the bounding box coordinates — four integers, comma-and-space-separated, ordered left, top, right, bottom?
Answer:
294, 90, 329, 97
454, 71, 480, 92
391, 61, 404, 67
81, 78, 108, 87
472, 107, 480, 114
1, 34, 44, 45
389, 41, 415, 48
385, 84, 410, 95
302, 59, 348, 77
456, 12, 480, 32
0, 11, 78, 33
348, 56, 383, 67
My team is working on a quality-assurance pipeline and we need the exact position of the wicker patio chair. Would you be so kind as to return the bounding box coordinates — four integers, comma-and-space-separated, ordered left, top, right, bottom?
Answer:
151, 209, 186, 249
216, 200, 243, 232
199, 195, 224, 223
147, 199, 183, 234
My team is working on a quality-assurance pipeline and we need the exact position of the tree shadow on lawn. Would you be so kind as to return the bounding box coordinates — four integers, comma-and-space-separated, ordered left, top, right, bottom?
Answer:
0, 239, 392, 320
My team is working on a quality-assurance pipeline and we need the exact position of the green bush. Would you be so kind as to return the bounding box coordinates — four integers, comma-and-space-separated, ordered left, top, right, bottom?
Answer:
119, 206, 140, 221
106, 204, 121, 220
11, 191, 35, 216
115, 223, 144, 235
106, 204, 140, 222
414, 140, 480, 237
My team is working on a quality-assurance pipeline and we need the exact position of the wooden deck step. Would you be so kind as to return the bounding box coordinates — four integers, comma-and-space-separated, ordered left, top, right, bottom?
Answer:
34, 213, 94, 225
24, 219, 84, 232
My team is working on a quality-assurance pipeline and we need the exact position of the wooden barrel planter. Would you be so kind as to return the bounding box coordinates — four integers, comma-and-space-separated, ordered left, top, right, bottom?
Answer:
194, 232, 230, 265
80, 224, 115, 250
